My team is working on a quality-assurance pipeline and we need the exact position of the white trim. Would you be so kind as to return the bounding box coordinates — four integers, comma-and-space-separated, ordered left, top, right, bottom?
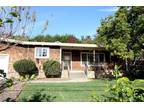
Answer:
34, 47, 49, 59
59, 47, 62, 64
80, 52, 93, 67
80, 52, 106, 67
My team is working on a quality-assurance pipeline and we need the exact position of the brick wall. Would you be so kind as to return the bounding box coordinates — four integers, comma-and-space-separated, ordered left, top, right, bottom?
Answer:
0, 43, 60, 79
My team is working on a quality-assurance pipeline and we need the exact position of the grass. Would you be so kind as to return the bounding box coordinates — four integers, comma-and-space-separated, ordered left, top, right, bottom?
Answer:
18, 79, 144, 102
18, 79, 114, 102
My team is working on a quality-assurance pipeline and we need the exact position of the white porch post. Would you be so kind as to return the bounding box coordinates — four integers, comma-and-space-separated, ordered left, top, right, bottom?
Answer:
93, 50, 95, 64
60, 47, 62, 64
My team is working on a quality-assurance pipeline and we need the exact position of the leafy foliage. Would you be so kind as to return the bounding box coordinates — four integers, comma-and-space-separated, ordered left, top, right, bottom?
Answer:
21, 89, 56, 102
95, 7, 144, 73
13, 59, 38, 77
128, 65, 144, 80
18, 74, 36, 81
43, 60, 61, 78
30, 34, 80, 43
5, 79, 14, 87
112, 65, 122, 79
91, 77, 144, 102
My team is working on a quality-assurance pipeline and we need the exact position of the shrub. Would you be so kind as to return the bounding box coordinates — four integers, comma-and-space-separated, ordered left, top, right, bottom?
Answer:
18, 74, 36, 81
128, 65, 144, 80
91, 77, 144, 102
20, 89, 56, 102
13, 59, 38, 77
43, 60, 61, 78
5, 79, 14, 87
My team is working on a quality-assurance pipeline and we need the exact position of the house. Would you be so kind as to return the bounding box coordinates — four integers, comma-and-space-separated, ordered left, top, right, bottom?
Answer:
0, 39, 111, 79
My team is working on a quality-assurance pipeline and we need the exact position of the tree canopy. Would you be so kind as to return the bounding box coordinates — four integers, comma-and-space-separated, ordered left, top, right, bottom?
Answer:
95, 7, 144, 61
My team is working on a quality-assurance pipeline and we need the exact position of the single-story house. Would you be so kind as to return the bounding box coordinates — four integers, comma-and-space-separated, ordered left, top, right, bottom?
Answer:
0, 39, 111, 79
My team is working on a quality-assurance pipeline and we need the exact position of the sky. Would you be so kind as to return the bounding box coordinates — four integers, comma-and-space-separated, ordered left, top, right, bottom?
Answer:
31, 6, 118, 39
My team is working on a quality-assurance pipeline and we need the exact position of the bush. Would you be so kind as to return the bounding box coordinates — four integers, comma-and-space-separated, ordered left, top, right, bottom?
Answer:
43, 60, 61, 78
20, 89, 56, 102
13, 59, 38, 77
5, 79, 14, 87
91, 77, 144, 102
18, 74, 36, 81
128, 65, 144, 80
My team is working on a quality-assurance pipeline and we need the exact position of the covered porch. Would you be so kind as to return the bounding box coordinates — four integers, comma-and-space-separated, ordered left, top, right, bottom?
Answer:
60, 47, 110, 79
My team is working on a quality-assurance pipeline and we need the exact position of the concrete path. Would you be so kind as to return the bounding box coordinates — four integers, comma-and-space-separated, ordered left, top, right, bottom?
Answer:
30, 78, 91, 83
0, 82, 25, 102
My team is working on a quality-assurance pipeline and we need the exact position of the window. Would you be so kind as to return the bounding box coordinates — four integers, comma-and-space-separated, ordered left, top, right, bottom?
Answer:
95, 53, 105, 63
88, 53, 93, 65
81, 52, 105, 66
35, 47, 49, 58
82, 53, 87, 65
81, 52, 93, 65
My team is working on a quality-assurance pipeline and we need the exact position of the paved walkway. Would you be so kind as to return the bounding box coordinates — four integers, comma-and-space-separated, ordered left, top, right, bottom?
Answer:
0, 82, 25, 102
30, 78, 91, 83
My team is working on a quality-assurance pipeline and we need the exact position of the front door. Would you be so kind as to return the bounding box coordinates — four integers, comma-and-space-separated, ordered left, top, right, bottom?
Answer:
62, 52, 71, 71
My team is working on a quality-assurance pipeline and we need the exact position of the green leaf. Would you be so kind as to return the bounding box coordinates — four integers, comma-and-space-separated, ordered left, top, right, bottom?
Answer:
5, 19, 13, 24
0, 18, 3, 26
9, 12, 19, 17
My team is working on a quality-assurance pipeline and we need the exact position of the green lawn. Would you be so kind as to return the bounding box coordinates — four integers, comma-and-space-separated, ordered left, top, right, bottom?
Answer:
18, 79, 114, 102
18, 79, 144, 102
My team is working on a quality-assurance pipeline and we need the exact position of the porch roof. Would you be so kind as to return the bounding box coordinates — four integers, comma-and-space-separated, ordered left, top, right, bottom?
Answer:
1, 38, 104, 48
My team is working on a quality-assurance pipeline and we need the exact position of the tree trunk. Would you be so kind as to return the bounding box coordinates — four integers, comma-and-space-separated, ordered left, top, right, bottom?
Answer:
125, 58, 129, 72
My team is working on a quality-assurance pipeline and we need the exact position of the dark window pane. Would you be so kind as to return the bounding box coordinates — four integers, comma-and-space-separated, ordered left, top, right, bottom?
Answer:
88, 53, 93, 65
99, 54, 105, 63
82, 53, 87, 65
43, 48, 47, 56
95, 54, 99, 63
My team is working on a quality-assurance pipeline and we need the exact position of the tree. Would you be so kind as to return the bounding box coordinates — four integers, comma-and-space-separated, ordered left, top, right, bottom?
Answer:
30, 34, 80, 43
95, 6, 144, 72
0, 7, 36, 39
0, 6, 48, 50
81, 35, 94, 44
67, 35, 79, 43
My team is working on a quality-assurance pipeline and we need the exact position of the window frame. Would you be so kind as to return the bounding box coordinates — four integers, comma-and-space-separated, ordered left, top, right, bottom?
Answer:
80, 52, 93, 66
35, 47, 49, 59
80, 52, 105, 66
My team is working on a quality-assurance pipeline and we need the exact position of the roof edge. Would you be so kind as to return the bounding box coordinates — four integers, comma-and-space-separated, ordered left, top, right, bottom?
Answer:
0, 38, 102, 48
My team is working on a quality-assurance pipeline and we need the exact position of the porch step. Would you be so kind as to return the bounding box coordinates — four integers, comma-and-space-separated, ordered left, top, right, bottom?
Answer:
69, 71, 87, 79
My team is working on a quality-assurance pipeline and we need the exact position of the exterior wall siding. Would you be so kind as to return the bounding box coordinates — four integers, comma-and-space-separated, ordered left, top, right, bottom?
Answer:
0, 43, 60, 78
0, 43, 110, 79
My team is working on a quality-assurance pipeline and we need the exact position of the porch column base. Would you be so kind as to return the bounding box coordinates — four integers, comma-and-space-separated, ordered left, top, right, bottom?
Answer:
61, 70, 69, 79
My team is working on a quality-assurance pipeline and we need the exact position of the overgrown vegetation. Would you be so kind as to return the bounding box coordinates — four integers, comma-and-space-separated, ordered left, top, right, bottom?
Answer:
0, 70, 14, 92
95, 7, 144, 75
91, 77, 144, 102
43, 60, 61, 78
13, 59, 38, 79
